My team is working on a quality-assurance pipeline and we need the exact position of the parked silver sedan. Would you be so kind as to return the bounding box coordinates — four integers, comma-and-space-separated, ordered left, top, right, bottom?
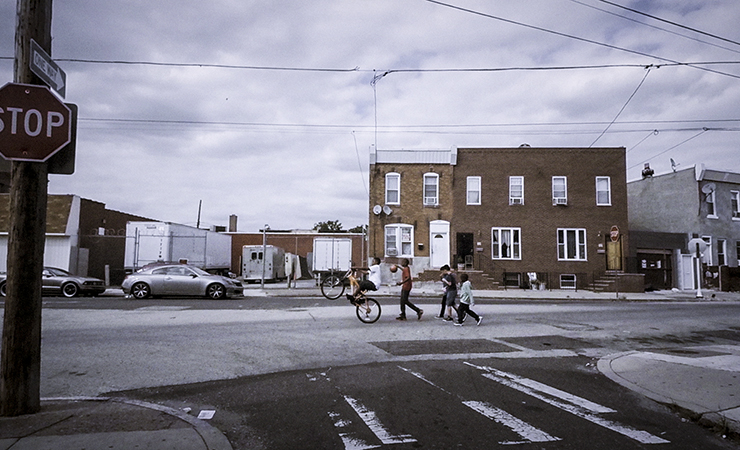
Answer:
0, 267, 107, 298
122, 264, 243, 299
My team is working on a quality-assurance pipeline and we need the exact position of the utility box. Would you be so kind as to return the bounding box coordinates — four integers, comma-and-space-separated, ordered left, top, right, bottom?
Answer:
242, 245, 286, 283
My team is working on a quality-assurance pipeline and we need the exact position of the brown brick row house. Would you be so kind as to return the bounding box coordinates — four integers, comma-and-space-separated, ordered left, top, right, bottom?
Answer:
368, 146, 629, 290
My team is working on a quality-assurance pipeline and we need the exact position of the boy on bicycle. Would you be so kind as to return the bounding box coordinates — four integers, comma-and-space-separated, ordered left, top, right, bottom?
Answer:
348, 257, 382, 304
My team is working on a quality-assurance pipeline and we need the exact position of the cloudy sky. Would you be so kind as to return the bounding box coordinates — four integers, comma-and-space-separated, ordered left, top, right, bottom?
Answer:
2, 0, 739, 232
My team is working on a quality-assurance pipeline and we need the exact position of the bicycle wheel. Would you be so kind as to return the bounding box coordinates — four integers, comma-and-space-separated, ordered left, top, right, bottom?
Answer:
321, 275, 345, 300
356, 298, 381, 324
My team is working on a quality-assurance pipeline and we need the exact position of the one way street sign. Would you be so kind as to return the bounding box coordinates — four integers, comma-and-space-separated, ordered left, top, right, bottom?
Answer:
30, 39, 66, 98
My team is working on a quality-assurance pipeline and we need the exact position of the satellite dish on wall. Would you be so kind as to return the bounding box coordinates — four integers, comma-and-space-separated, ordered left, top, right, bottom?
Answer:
383, 205, 392, 215
701, 183, 716, 194
372, 205, 382, 215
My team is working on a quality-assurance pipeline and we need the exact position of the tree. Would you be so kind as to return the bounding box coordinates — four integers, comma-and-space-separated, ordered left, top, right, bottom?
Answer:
348, 224, 368, 234
314, 220, 343, 232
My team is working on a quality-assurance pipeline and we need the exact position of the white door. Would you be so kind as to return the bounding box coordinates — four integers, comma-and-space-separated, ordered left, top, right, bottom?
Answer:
429, 220, 450, 268
680, 254, 694, 289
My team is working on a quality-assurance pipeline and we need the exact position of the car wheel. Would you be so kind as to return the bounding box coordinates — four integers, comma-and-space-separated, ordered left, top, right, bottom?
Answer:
62, 282, 79, 298
206, 283, 225, 300
131, 282, 151, 299
0, 282, 5, 297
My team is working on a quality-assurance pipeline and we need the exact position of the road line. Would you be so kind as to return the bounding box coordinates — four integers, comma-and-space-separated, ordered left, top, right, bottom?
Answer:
328, 411, 380, 450
398, 365, 560, 445
343, 396, 417, 445
468, 364, 669, 444
397, 365, 453, 394
464, 362, 614, 413
463, 401, 561, 444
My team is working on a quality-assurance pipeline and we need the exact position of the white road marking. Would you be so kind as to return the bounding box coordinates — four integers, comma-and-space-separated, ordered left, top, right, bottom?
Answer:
463, 401, 561, 444
467, 363, 670, 444
398, 365, 560, 445
328, 411, 380, 450
343, 396, 417, 445
464, 362, 614, 414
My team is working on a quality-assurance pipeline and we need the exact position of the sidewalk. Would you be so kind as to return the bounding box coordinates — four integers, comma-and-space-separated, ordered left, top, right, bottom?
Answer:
244, 279, 740, 302
598, 345, 740, 437
0, 397, 232, 450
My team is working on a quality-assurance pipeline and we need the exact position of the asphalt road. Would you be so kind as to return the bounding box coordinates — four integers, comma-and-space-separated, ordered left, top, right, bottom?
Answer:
2, 294, 740, 448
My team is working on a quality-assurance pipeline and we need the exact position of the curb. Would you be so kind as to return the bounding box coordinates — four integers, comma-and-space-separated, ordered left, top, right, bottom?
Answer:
41, 396, 234, 450
597, 353, 740, 437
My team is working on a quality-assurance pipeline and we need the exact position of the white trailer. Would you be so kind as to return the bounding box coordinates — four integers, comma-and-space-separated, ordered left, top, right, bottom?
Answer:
242, 245, 286, 282
312, 237, 352, 275
125, 222, 232, 272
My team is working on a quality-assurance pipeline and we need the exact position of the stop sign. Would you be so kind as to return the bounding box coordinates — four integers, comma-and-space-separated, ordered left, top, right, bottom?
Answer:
0, 82, 71, 161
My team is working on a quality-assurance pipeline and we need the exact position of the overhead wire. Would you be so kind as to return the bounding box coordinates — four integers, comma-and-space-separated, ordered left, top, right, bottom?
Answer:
567, 0, 740, 55
423, 0, 740, 80
597, 0, 740, 48
590, 66, 652, 147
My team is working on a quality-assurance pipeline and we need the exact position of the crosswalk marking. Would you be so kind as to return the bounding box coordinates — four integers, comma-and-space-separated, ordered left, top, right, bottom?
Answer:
462, 401, 561, 444
398, 365, 561, 445
467, 363, 670, 445
343, 396, 417, 445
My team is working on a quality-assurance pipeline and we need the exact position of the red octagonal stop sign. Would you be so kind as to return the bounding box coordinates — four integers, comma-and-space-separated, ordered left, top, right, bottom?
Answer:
0, 82, 71, 162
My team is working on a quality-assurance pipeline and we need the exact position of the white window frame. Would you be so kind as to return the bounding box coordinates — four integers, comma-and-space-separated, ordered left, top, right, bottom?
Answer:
552, 176, 567, 205
731, 190, 739, 220
560, 274, 577, 289
557, 228, 587, 261
385, 224, 414, 257
467, 176, 481, 205
596, 176, 611, 206
491, 227, 521, 260
706, 190, 717, 218
509, 176, 524, 205
702, 236, 713, 265
423, 173, 439, 206
717, 239, 726, 266
385, 172, 400, 205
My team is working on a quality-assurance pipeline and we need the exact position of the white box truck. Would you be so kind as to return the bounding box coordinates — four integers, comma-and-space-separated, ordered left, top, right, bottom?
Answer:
312, 237, 352, 274
242, 245, 286, 282
125, 222, 231, 273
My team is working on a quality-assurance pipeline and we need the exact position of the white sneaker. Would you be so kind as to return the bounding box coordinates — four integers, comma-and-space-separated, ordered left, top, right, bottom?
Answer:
476, 316, 482, 326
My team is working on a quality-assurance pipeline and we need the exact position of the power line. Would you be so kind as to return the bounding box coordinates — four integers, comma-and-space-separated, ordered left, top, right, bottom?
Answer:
568, 0, 740, 54
423, 0, 740, 80
590, 67, 652, 147
598, 0, 740, 48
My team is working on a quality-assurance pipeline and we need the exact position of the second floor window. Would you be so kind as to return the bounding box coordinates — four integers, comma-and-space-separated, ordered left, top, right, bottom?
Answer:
732, 191, 740, 219
706, 190, 716, 217
385, 173, 400, 205
509, 176, 524, 205
552, 176, 567, 205
596, 176, 611, 206
424, 173, 439, 206
467, 176, 481, 205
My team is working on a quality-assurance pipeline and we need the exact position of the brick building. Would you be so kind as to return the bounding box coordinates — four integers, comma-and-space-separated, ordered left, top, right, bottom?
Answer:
369, 146, 631, 290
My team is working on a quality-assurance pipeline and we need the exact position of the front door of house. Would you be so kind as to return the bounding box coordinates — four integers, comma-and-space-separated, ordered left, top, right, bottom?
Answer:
430, 220, 450, 269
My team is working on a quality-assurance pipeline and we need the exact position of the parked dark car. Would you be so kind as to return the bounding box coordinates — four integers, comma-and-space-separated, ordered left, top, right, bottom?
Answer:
121, 264, 243, 299
0, 267, 107, 298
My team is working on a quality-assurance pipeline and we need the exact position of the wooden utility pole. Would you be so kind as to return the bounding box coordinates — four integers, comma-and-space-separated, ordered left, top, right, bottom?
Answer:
1, 0, 52, 416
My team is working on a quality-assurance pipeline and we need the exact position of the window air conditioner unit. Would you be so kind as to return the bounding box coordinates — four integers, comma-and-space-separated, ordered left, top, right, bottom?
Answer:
553, 198, 567, 205
510, 198, 523, 205
387, 248, 398, 256
424, 197, 437, 206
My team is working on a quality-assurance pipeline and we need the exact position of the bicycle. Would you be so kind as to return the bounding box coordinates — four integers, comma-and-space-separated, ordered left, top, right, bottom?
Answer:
320, 267, 353, 300
320, 268, 381, 323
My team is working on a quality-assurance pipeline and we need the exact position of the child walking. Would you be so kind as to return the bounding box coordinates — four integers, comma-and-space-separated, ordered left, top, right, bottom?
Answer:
455, 273, 482, 326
